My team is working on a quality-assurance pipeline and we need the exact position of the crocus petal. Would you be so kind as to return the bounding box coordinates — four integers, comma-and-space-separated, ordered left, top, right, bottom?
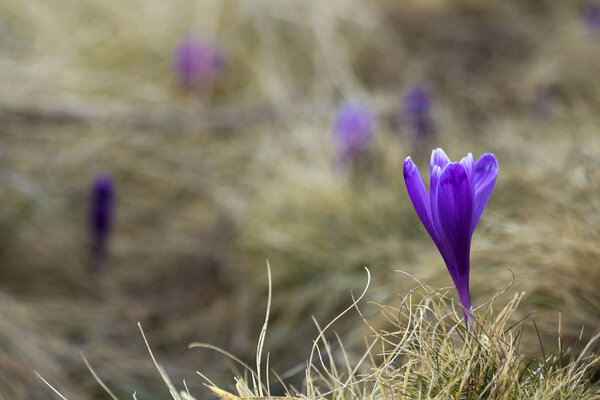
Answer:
429, 164, 442, 242
429, 163, 455, 271
403, 157, 438, 243
471, 153, 498, 233
430, 148, 450, 175
431, 163, 474, 311
460, 153, 473, 177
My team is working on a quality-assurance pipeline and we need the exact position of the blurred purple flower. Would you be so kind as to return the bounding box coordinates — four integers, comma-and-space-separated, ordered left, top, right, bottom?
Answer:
174, 35, 224, 89
90, 173, 115, 264
403, 85, 433, 137
403, 148, 498, 323
584, 4, 600, 32
404, 86, 431, 115
333, 104, 375, 166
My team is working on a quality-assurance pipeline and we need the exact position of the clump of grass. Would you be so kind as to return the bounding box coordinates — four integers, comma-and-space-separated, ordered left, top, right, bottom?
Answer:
297, 279, 600, 399
369, 291, 600, 398
44, 269, 600, 399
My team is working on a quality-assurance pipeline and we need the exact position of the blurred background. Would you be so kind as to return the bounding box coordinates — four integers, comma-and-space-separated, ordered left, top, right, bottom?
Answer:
2, 0, 600, 398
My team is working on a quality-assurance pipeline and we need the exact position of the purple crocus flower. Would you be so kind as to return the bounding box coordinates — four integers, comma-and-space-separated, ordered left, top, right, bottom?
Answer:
583, 4, 600, 32
403, 148, 498, 322
403, 85, 433, 137
333, 104, 375, 166
89, 173, 115, 269
174, 35, 224, 89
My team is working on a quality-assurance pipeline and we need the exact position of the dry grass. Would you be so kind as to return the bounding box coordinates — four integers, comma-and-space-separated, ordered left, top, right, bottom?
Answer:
299, 282, 600, 399
49, 274, 600, 399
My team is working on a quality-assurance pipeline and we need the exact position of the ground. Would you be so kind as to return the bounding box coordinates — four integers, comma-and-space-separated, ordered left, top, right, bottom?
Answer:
1, 1, 600, 398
